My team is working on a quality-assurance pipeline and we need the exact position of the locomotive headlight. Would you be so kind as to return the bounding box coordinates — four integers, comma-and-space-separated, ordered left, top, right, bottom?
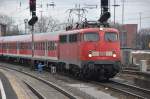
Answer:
100, 27, 103, 30
113, 53, 117, 58
88, 53, 92, 57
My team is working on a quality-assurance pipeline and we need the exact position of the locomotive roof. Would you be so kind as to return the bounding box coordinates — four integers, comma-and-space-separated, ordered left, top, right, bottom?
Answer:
59, 27, 119, 35
0, 27, 119, 42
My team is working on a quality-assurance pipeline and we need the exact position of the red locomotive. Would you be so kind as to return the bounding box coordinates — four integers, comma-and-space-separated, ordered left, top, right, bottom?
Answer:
0, 27, 121, 80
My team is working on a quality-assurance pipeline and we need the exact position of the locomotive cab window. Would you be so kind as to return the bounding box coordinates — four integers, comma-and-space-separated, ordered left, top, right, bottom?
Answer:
83, 32, 99, 42
69, 34, 78, 43
105, 32, 118, 42
60, 35, 67, 43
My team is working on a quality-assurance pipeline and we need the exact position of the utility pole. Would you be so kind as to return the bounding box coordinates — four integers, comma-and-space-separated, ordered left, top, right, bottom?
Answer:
78, 4, 81, 22
40, 10, 43, 32
28, 0, 38, 70
112, 0, 120, 24
139, 12, 142, 30
114, 0, 116, 24
24, 19, 28, 34
122, 0, 125, 25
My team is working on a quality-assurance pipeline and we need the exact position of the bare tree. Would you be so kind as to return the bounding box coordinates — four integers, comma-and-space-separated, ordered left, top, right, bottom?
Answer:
0, 14, 19, 36
34, 16, 60, 33
137, 28, 150, 49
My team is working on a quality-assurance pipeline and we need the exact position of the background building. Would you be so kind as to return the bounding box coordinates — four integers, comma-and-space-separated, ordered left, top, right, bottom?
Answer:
0, 24, 6, 36
120, 24, 138, 49
120, 24, 138, 65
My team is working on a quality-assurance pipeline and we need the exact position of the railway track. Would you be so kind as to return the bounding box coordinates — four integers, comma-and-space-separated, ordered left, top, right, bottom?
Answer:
122, 70, 150, 77
1, 62, 150, 99
92, 78, 150, 99
23, 81, 46, 99
0, 65, 79, 99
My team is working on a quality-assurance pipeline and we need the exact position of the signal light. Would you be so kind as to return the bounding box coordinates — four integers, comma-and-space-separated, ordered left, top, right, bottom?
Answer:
113, 53, 117, 58
88, 53, 92, 58
101, 0, 109, 14
28, 16, 38, 26
101, 0, 108, 7
29, 0, 36, 12
98, 12, 111, 23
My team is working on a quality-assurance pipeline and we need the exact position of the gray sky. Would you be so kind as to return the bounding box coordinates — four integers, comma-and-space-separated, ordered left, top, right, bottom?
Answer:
0, 0, 150, 30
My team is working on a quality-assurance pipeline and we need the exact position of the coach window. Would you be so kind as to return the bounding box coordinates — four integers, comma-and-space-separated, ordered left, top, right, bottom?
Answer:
29, 42, 31, 50
38, 42, 40, 50
27, 42, 30, 49
69, 34, 78, 43
52, 41, 55, 50
48, 41, 50, 50
12, 43, 14, 49
43, 42, 45, 50
8, 43, 10, 49
41, 42, 43, 50
60, 35, 67, 43
34, 42, 36, 50
24, 43, 27, 49
36, 42, 38, 50
41, 42, 42, 50
14, 43, 16, 49
51, 41, 53, 50
7, 43, 9, 49
53, 42, 57, 50
6, 43, 8, 49
40, 42, 42, 50
37, 42, 39, 50
105, 32, 118, 42
84, 32, 99, 42
42, 42, 44, 50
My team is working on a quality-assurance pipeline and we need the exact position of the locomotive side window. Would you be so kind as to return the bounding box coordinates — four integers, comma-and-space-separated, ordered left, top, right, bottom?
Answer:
60, 35, 67, 43
48, 41, 56, 50
105, 32, 118, 41
69, 34, 78, 43
84, 32, 99, 41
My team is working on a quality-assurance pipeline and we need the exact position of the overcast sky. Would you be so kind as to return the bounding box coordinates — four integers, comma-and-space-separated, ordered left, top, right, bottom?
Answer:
0, 0, 150, 30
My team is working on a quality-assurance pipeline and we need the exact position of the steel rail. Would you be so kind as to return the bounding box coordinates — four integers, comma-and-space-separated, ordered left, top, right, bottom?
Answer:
92, 79, 150, 99
0, 65, 79, 99
24, 81, 46, 99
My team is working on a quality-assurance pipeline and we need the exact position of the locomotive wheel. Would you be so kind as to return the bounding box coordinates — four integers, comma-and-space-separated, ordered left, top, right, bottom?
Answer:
81, 67, 91, 80
98, 69, 105, 81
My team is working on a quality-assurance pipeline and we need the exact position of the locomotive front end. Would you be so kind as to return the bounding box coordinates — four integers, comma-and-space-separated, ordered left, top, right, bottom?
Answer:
80, 28, 121, 80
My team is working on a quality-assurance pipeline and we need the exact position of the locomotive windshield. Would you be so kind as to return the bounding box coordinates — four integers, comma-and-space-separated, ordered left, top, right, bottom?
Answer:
84, 32, 99, 42
105, 32, 118, 41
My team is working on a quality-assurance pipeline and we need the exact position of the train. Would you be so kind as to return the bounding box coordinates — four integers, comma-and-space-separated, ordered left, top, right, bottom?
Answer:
0, 27, 121, 80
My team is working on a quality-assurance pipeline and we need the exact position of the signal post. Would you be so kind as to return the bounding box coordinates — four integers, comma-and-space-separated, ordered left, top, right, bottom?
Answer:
28, 0, 38, 70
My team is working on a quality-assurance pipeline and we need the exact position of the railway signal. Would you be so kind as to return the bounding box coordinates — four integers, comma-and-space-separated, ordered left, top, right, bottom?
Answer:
29, 0, 36, 12
28, 0, 38, 26
28, 16, 38, 26
101, 0, 109, 13
98, 0, 110, 26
